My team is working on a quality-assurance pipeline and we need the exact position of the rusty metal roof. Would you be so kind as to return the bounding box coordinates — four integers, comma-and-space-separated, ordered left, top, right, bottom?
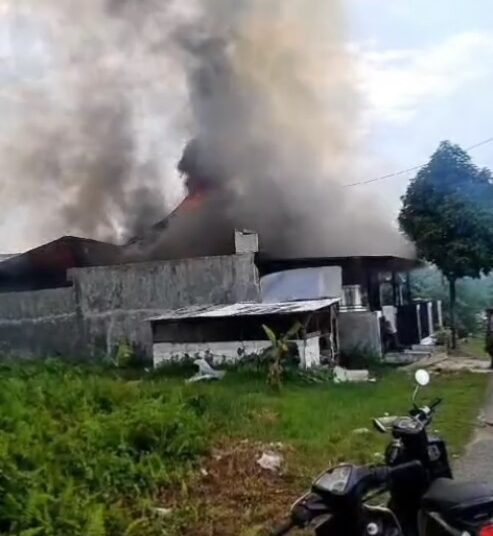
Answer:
149, 298, 340, 322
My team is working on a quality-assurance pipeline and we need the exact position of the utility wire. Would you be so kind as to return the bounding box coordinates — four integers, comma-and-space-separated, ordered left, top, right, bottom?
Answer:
344, 135, 493, 188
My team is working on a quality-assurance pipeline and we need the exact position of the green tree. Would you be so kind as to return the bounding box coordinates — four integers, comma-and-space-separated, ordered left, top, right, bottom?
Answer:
411, 265, 493, 336
399, 141, 493, 348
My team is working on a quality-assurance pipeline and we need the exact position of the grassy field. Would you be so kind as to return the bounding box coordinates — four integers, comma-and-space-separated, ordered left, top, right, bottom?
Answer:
459, 335, 490, 360
0, 360, 488, 536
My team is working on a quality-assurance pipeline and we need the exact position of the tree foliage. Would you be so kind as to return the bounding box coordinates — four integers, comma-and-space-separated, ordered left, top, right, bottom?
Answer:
411, 265, 493, 336
399, 141, 493, 345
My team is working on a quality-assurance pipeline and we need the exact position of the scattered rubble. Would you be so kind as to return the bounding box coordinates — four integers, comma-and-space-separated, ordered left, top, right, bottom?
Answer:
160, 440, 297, 536
186, 358, 226, 383
352, 428, 371, 435
153, 507, 173, 518
430, 358, 492, 374
333, 366, 373, 383
402, 355, 492, 375
257, 451, 284, 473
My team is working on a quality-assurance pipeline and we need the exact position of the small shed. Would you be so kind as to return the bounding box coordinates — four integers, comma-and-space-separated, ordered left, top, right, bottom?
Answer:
150, 298, 340, 369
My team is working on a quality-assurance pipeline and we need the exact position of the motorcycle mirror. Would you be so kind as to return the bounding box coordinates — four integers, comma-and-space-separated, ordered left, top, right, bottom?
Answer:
415, 369, 430, 387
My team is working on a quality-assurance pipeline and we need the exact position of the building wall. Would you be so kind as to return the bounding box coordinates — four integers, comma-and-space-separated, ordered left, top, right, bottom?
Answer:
261, 266, 342, 303
154, 336, 321, 369
0, 254, 260, 360
0, 287, 82, 357
154, 340, 272, 365
338, 310, 382, 358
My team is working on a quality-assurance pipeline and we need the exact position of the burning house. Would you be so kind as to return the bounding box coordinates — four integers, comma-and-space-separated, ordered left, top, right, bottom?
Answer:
0, 138, 439, 364
0, 0, 443, 363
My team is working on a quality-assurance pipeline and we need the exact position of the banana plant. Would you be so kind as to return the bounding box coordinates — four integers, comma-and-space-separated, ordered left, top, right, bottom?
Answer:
262, 322, 303, 390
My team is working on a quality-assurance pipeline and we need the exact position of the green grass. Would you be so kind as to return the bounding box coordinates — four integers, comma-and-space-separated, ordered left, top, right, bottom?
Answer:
0, 360, 488, 536
459, 335, 490, 360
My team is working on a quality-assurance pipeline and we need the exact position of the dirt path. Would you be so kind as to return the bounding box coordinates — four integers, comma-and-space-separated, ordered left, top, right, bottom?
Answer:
454, 376, 493, 482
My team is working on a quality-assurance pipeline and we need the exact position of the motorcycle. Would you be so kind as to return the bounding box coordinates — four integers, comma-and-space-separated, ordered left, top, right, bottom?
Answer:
272, 369, 493, 536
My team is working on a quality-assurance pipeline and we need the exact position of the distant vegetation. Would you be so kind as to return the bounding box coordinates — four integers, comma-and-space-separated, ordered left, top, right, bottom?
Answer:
400, 141, 493, 347
0, 359, 487, 535
411, 265, 493, 338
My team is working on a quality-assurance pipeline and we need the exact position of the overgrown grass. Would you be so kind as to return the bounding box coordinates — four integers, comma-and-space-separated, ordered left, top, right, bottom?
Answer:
0, 359, 488, 535
459, 335, 490, 360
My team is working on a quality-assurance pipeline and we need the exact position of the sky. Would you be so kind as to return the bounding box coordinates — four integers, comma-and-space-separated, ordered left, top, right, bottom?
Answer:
346, 0, 493, 207
0, 0, 492, 251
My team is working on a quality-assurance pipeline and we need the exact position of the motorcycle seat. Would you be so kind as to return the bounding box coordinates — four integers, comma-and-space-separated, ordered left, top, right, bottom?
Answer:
422, 478, 493, 514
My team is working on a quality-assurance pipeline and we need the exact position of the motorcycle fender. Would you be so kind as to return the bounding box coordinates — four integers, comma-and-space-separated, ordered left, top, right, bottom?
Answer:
418, 509, 458, 535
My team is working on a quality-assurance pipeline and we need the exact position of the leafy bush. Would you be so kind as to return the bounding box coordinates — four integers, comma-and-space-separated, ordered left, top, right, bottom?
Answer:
0, 360, 207, 535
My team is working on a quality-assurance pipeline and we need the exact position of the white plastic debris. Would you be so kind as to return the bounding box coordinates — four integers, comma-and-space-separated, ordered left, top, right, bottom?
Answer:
186, 359, 226, 383
257, 451, 284, 473
153, 507, 173, 518
352, 428, 371, 435
333, 366, 370, 384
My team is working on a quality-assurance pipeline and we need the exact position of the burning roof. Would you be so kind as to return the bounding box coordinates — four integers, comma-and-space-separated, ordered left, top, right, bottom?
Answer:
124, 129, 416, 264
0, 236, 122, 292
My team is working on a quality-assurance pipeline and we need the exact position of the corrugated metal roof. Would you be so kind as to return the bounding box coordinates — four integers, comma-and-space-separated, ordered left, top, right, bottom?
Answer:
0, 254, 18, 263
149, 298, 340, 322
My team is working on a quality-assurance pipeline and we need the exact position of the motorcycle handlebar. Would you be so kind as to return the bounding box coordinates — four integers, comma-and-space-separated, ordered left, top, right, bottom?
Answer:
430, 397, 443, 410
270, 461, 423, 535
372, 460, 424, 486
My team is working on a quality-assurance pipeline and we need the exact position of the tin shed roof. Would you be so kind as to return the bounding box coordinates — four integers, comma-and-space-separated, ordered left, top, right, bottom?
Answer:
149, 298, 340, 322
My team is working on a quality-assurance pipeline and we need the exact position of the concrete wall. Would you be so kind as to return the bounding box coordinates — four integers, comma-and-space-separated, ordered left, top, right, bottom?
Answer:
154, 336, 321, 369
0, 254, 260, 360
154, 340, 272, 365
0, 287, 81, 357
338, 310, 382, 358
71, 254, 260, 359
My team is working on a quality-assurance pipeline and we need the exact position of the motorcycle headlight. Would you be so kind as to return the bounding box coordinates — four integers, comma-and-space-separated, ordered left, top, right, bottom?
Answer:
314, 465, 352, 495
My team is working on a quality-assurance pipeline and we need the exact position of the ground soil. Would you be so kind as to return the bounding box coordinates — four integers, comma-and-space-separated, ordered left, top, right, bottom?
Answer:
162, 440, 305, 536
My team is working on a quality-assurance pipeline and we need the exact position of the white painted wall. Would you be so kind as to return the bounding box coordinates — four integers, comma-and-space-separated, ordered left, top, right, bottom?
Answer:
382, 305, 397, 332
436, 301, 443, 329
261, 267, 342, 303
154, 337, 321, 369
296, 335, 321, 369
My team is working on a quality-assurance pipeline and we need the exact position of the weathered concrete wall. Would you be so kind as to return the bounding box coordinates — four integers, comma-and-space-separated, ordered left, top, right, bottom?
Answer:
0, 254, 260, 361
70, 254, 260, 359
0, 287, 81, 357
70, 254, 259, 313
338, 310, 382, 358
153, 335, 321, 369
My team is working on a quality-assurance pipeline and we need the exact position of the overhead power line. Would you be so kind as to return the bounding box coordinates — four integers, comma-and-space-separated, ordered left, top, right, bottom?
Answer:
344, 135, 493, 188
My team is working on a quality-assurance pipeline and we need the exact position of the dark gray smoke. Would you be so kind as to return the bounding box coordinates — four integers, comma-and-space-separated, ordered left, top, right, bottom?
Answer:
135, 0, 414, 260
0, 0, 413, 259
0, 0, 188, 249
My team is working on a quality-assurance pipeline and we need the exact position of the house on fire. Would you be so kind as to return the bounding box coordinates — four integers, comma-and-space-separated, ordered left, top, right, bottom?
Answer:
0, 161, 441, 363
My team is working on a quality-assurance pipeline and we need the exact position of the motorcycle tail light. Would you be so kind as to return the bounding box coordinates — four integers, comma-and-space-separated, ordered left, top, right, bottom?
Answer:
480, 525, 493, 536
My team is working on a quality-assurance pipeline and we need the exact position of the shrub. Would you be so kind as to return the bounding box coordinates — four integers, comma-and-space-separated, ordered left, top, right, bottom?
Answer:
0, 360, 207, 535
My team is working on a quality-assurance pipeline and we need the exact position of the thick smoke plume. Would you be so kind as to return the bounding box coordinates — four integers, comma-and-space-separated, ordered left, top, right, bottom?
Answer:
0, 0, 189, 249
130, 0, 414, 259
0, 0, 413, 259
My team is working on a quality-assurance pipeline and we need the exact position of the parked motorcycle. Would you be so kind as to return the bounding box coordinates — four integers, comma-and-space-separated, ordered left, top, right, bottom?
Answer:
272, 369, 493, 536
